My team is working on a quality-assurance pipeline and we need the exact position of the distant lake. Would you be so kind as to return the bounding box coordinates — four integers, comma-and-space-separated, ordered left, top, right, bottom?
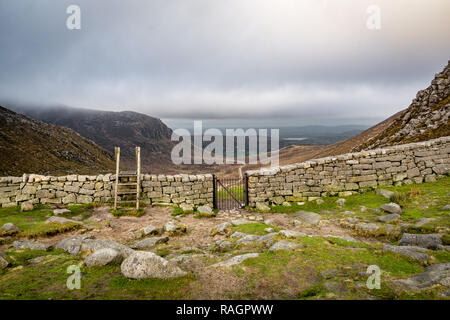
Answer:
283, 137, 307, 141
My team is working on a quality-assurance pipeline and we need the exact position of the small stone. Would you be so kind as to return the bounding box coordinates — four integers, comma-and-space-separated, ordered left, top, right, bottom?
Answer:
256, 202, 271, 211
1, 223, 20, 232
53, 209, 71, 216
163, 221, 186, 235
282, 202, 291, 207
236, 234, 260, 244
197, 205, 213, 215
297, 202, 305, 206
20, 201, 34, 212
211, 253, 259, 267
179, 203, 194, 212
360, 206, 367, 213
140, 225, 161, 236
216, 222, 232, 234
131, 237, 169, 249
231, 219, 257, 226
343, 211, 355, 215
336, 198, 346, 206
264, 228, 274, 233
377, 213, 401, 223
269, 240, 301, 251
0, 253, 9, 270
380, 202, 402, 214
279, 230, 306, 238
415, 218, 437, 227
316, 199, 324, 205
442, 205, 450, 211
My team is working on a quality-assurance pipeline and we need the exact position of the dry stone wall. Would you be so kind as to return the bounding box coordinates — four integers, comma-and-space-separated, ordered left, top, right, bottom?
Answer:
246, 136, 450, 207
0, 173, 213, 208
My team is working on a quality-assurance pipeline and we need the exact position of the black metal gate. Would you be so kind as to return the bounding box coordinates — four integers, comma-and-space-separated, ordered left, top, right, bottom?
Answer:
213, 174, 248, 210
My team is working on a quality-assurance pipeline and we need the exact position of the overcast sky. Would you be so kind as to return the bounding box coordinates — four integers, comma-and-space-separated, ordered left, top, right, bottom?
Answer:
0, 0, 449, 127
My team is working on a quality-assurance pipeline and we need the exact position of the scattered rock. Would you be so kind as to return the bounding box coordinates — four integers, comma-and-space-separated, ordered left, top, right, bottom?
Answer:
131, 236, 169, 249
229, 232, 247, 238
343, 211, 355, 215
377, 213, 401, 223
282, 202, 291, 207
53, 208, 71, 216
295, 211, 321, 225
392, 263, 450, 292
359, 206, 368, 213
45, 216, 91, 229
1, 223, 20, 233
442, 205, 450, 211
279, 230, 306, 238
85, 248, 123, 267
20, 201, 34, 212
380, 203, 402, 214
316, 199, 324, 205
197, 205, 213, 215
383, 245, 429, 262
211, 253, 259, 267
269, 240, 301, 251
30, 256, 46, 264
12, 240, 51, 251
297, 202, 305, 206
163, 221, 187, 235
376, 189, 395, 199
399, 233, 443, 250
216, 222, 232, 234
256, 202, 270, 211
264, 228, 274, 233
214, 240, 234, 252
336, 198, 346, 206
324, 235, 357, 243
121, 251, 187, 279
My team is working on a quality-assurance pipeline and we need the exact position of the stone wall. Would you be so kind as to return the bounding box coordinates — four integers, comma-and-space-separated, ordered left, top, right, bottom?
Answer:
0, 173, 213, 208
246, 136, 450, 207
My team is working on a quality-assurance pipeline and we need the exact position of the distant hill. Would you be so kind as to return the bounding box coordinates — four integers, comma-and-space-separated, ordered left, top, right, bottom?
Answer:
11, 106, 176, 173
0, 106, 114, 176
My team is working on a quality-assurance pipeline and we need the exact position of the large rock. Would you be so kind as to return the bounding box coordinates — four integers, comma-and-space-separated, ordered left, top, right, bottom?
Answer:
1, 223, 20, 233
356, 223, 379, 232
84, 248, 122, 267
415, 218, 437, 227
131, 237, 169, 249
393, 263, 450, 292
399, 233, 443, 250
376, 189, 395, 199
231, 219, 257, 226
211, 253, 259, 267
383, 245, 429, 262
236, 234, 260, 244
12, 240, 51, 251
20, 201, 34, 212
377, 213, 401, 223
295, 211, 321, 225
121, 251, 187, 279
256, 202, 270, 211
380, 203, 402, 214
217, 222, 232, 234
269, 240, 302, 251
45, 216, 90, 229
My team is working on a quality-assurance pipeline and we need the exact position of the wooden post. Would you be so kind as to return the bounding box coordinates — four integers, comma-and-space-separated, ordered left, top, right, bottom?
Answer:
136, 146, 141, 211
113, 147, 120, 211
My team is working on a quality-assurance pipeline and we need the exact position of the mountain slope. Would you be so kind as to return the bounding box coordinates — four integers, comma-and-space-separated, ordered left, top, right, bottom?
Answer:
353, 61, 450, 151
0, 106, 114, 175
11, 106, 176, 172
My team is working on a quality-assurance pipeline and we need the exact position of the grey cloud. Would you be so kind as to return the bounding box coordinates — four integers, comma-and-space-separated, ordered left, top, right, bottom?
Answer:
0, 0, 449, 126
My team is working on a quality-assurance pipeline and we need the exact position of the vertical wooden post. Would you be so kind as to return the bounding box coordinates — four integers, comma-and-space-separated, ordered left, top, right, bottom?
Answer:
136, 146, 141, 211
114, 147, 120, 211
